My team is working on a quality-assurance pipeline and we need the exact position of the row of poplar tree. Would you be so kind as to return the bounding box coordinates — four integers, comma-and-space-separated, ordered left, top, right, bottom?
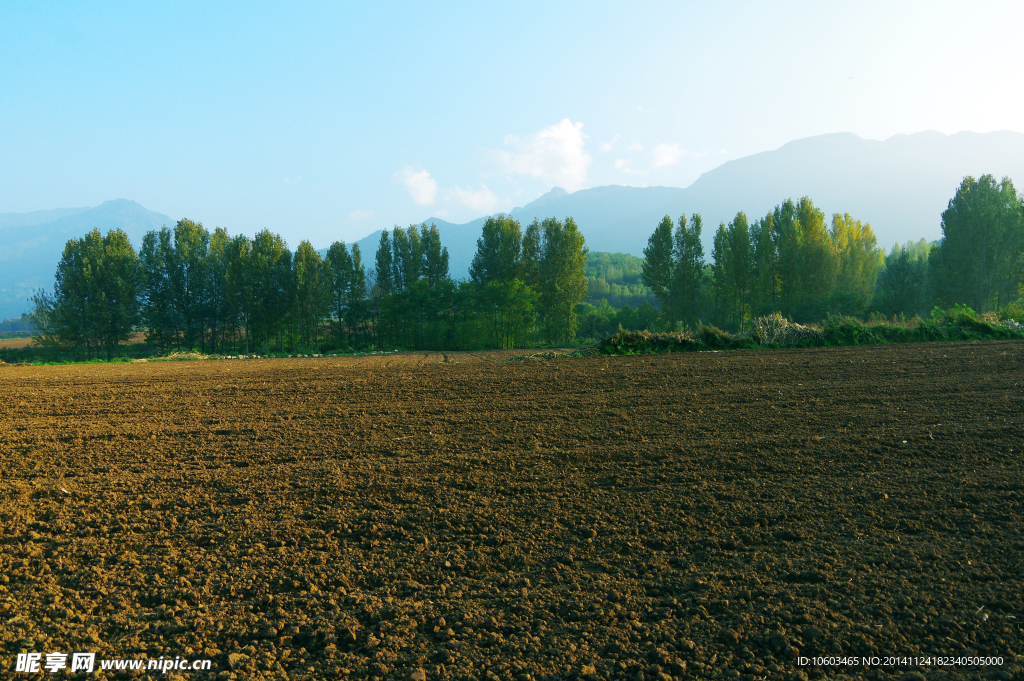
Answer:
641, 175, 1024, 328
30, 174, 1022, 357
30, 215, 588, 358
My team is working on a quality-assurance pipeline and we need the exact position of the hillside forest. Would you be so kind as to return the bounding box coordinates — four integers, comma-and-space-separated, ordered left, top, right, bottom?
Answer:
25, 174, 1024, 358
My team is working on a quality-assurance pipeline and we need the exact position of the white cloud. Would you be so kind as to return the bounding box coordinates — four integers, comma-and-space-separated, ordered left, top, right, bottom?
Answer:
599, 134, 621, 152
283, 175, 303, 184
492, 119, 592, 191
651, 143, 687, 167
614, 158, 643, 176
629, 142, 643, 151
349, 209, 374, 221
394, 167, 437, 206
448, 184, 501, 213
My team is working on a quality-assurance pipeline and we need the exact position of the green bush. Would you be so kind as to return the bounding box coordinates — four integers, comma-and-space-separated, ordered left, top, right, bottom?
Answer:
599, 308, 1024, 355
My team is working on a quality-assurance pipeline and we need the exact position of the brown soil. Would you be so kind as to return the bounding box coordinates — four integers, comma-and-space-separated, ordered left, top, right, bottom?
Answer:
1, 343, 1022, 681
0, 337, 35, 349
0, 331, 149, 349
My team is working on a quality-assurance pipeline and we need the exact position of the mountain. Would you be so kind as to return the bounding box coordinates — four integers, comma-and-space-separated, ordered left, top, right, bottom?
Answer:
0, 199, 174, 319
6, 130, 1023, 318
352, 130, 1024, 279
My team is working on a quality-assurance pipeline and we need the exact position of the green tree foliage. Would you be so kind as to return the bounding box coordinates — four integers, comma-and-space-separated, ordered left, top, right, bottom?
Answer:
641, 213, 704, 325
372, 224, 454, 349
672, 213, 705, 325
794, 197, 837, 319
421, 224, 449, 290
31, 228, 141, 359
750, 212, 780, 314
326, 240, 366, 348
39, 175, 1023, 357
537, 217, 588, 344
225, 234, 254, 352
467, 215, 538, 348
521, 220, 542, 289
830, 213, 884, 315
170, 218, 212, 351
138, 227, 175, 349
584, 252, 653, 308
641, 216, 675, 310
293, 240, 329, 351
478, 280, 539, 348
711, 212, 754, 328
931, 175, 1024, 312
207, 227, 232, 350
373, 230, 394, 295
470, 215, 525, 285
873, 241, 931, 317
250, 229, 293, 352
577, 300, 663, 339
644, 199, 887, 330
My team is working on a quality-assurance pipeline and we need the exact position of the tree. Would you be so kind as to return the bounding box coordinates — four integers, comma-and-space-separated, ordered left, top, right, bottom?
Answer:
795, 197, 836, 319
470, 215, 523, 286
672, 213, 705, 325
873, 242, 930, 317
96, 229, 143, 359
521, 220, 542, 290
169, 218, 211, 351
830, 213, 884, 316
326, 240, 358, 347
479, 280, 539, 348
537, 217, 588, 344
31, 228, 141, 359
346, 244, 367, 344
420, 223, 450, 289
139, 227, 177, 350
642, 213, 704, 325
249, 229, 292, 352
642, 216, 675, 314
716, 213, 757, 329
750, 212, 780, 315
710, 222, 729, 325
374, 230, 394, 296
931, 175, 1024, 312
225, 234, 254, 352
293, 240, 329, 351
208, 227, 232, 352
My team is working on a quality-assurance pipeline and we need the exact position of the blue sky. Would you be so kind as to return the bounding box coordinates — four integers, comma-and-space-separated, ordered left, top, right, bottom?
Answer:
2, 1, 1022, 247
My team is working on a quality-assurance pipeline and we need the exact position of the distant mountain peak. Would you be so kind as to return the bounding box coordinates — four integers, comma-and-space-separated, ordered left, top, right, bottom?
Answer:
98, 198, 145, 208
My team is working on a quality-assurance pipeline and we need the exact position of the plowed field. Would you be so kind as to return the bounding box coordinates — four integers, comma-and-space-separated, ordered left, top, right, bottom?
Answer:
1, 342, 1022, 681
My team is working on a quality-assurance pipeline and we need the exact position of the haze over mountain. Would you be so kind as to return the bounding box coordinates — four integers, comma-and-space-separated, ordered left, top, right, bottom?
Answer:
4, 129, 1023, 320
351, 130, 1024, 279
0, 200, 173, 319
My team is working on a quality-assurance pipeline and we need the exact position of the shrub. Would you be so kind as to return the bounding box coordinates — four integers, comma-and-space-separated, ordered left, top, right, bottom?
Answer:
599, 307, 1024, 355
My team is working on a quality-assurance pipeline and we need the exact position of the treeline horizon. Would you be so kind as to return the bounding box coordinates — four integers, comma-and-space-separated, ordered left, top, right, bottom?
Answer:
575, 173, 1023, 339
26, 174, 1024, 358
29, 215, 590, 358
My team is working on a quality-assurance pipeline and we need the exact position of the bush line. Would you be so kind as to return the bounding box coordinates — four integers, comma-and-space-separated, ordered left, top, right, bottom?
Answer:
598, 307, 1024, 355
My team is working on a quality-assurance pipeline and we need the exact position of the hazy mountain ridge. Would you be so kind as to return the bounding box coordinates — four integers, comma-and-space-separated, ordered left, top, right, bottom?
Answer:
5, 129, 1023, 319
351, 130, 1024, 280
0, 200, 174, 319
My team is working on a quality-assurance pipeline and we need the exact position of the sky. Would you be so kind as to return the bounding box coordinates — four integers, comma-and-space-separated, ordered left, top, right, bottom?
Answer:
2, 1, 1023, 248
